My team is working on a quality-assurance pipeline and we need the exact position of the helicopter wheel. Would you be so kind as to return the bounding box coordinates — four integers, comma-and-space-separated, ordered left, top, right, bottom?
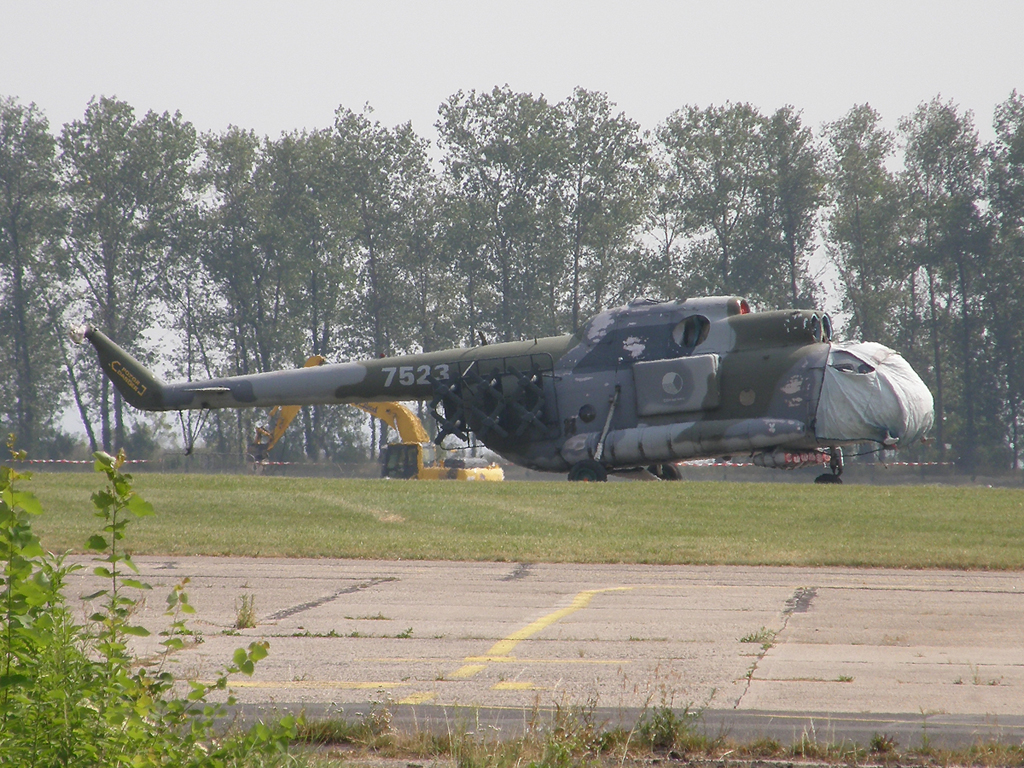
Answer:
814, 447, 844, 484
568, 459, 608, 482
648, 463, 682, 481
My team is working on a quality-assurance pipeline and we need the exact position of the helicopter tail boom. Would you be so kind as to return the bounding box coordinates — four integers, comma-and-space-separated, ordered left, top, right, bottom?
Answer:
73, 326, 371, 411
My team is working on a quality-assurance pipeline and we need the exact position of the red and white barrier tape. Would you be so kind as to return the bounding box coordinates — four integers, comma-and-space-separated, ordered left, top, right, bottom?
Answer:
881, 461, 955, 467
678, 459, 955, 468
17, 458, 957, 469
20, 458, 150, 464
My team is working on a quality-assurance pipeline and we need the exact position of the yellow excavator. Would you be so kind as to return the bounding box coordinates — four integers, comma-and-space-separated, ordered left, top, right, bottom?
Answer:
248, 355, 327, 464
355, 401, 504, 481
248, 356, 503, 481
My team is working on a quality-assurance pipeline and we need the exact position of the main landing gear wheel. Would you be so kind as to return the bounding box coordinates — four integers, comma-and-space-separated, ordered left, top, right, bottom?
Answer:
813, 473, 843, 484
648, 463, 682, 481
814, 447, 844, 484
568, 459, 608, 482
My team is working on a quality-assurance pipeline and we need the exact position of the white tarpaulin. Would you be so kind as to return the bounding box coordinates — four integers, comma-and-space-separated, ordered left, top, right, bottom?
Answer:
815, 342, 934, 445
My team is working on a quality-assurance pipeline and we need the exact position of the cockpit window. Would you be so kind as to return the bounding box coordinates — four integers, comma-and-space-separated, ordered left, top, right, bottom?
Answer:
830, 350, 875, 374
576, 314, 710, 370
673, 315, 710, 351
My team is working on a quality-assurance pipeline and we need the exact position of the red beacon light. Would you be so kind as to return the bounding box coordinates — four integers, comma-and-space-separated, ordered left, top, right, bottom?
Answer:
725, 297, 752, 316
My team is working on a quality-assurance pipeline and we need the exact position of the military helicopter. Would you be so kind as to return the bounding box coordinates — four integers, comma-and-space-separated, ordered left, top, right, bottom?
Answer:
73, 295, 934, 483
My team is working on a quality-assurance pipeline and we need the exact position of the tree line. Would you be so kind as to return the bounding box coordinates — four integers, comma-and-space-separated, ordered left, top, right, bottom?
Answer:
2, 87, 1023, 472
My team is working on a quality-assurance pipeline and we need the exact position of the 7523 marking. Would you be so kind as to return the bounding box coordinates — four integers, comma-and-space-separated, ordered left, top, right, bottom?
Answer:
381, 363, 450, 388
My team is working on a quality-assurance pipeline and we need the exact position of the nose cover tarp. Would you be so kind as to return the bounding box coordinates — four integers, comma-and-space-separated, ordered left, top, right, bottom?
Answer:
815, 342, 934, 446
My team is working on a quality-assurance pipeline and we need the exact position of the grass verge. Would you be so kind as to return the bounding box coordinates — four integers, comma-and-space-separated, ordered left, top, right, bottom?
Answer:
28, 472, 1024, 568
288, 702, 1024, 767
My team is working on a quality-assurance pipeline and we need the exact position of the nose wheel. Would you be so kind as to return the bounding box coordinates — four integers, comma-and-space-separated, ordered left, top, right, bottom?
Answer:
568, 459, 608, 482
814, 447, 844, 484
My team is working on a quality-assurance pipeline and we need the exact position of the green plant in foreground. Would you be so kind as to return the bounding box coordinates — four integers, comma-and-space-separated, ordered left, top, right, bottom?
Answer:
0, 442, 298, 766
636, 704, 710, 754
293, 703, 1024, 767
870, 731, 898, 755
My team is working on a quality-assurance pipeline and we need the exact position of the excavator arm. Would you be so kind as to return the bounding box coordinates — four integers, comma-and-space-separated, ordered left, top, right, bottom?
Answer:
248, 353, 432, 462
350, 402, 431, 444
249, 355, 326, 461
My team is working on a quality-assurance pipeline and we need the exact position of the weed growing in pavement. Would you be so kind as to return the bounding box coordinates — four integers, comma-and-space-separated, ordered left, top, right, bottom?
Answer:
636, 704, 711, 754
235, 592, 258, 628
298, 698, 395, 751
291, 683, 1024, 768
791, 730, 865, 762
968, 662, 1002, 686
870, 731, 899, 755
742, 736, 783, 757
289, 629, 340, 638
739, 626, 776, 649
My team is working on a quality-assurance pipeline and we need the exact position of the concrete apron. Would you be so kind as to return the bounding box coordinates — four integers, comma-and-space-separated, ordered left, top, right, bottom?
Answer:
63, 558, 1024, 747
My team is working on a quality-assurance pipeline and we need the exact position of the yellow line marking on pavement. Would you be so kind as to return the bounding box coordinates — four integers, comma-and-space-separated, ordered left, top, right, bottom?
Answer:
366, 657, 627, 665
451, 664, 488, 678
213, 680, 403, 690
358, 657, 461, 663
486, 587, 633, 658
399, 692, 438, 704
469, 657, 627, 665
491, 681, 547, 691
452, 587, 633, 679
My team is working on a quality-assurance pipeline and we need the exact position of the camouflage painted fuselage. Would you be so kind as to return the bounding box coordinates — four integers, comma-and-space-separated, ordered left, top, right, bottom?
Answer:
79, 295, 933, 474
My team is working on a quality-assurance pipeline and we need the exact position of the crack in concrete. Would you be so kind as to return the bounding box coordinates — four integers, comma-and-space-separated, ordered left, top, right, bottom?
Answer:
734, 586, 818, 709
785, 586, 818, 614
501, 563, 533, 582
266, 577, 397, 621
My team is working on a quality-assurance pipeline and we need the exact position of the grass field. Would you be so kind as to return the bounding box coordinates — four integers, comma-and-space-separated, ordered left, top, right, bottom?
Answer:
22, 469, 1024, 570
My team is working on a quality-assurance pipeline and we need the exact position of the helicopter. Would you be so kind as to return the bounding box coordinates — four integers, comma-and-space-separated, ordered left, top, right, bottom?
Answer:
73, 295, 934, 483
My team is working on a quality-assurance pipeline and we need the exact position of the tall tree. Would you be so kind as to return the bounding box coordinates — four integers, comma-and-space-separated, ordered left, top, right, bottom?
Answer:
434, 187, 496, 348
333, 107, 438, 457
645, 141, 695, 300
261, 129, 350, 359
437, 86, 562, 340
158, 198, 221, 453
60, 97, 198, 451
403, 186, 456, 355
900, 97, 989, 469
758, 106, 824, 307
0, 97, 65, 454
556, 88, 651, 332
334, 107, 433, 358
200, 127, 302, 379
656, 102, 779, 305
262, 127, 367, 459
198, 127, 300, 457
823, 104, 906, 343
986, 91, 1024, 469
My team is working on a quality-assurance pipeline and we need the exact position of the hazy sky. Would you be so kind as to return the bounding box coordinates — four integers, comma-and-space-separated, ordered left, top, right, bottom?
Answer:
3, 1, 1022, 144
